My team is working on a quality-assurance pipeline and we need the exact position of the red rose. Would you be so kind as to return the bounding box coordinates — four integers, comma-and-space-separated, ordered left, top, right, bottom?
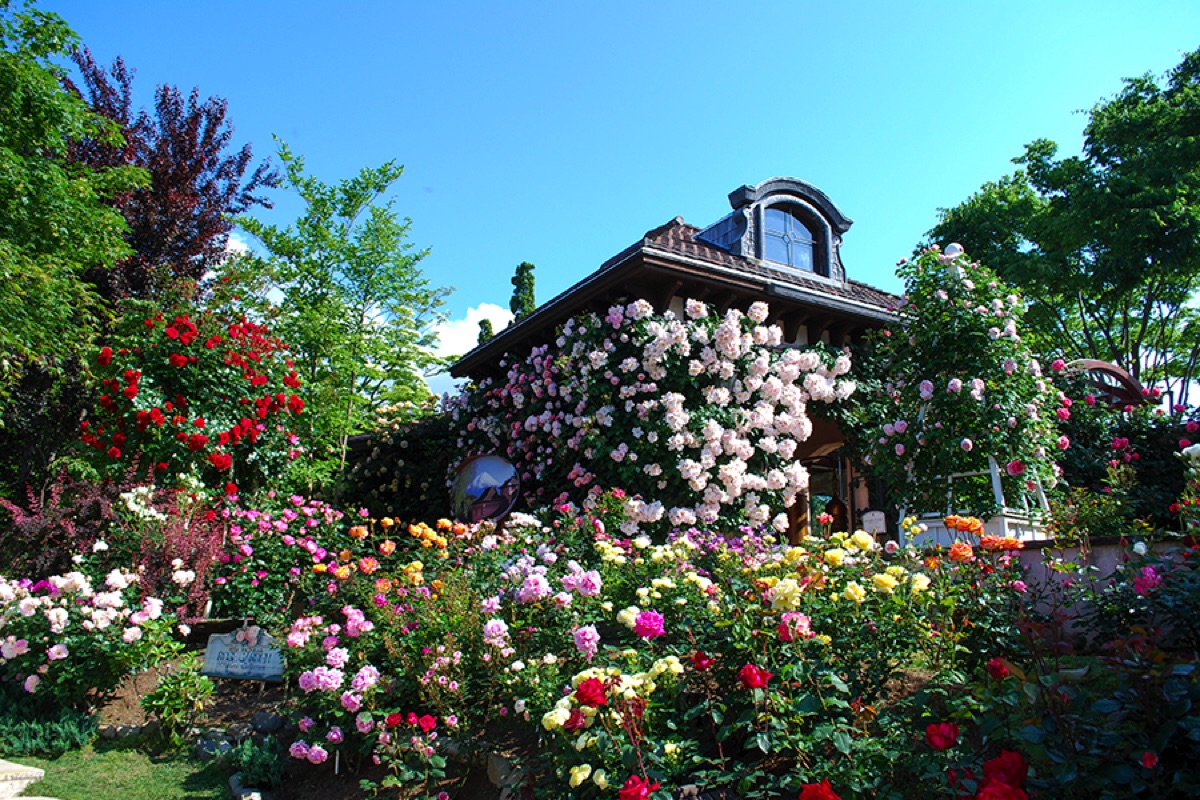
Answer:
97, 346, 113, 366
187, 433, 209, 451
208, 452, 233, 471
798, 778, 841, 800
169, 353, 188, 368
983, 749, 1026, 788
1141, 751, 1158, 769
107, 446, 121, 459
986, 658, 1011, 681
385, 712, 403, 728
975, 780, 1028, 800
562, 708, 587, 730
122, 385, 138, 399
691, 651, 714, 671
418, 714, 437, 733
288, 394, 305, 414
225, 482, 238, 495
618, 774, 660, 800
574, 677, 608, 708
925, 722, 959, 751
739, 663, 773, 690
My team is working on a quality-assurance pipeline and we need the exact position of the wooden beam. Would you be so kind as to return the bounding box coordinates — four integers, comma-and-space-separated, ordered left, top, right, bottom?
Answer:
655, 280, 684, 314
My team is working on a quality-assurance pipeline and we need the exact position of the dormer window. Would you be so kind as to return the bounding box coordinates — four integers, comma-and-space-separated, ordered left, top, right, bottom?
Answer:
763, 206, 816, 272
696, 177, 853, 283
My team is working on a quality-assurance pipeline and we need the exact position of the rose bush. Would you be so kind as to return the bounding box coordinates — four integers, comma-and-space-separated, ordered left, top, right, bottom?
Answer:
854, 245, 1060, 516
80, 299, 307, 495
450, 298, 855, 534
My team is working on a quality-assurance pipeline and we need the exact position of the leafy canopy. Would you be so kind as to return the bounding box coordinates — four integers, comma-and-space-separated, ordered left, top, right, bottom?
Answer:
65, 48, 280, 302
237, 141, 451, 481
928, 48, 1200, 404
0, 0, 145, 398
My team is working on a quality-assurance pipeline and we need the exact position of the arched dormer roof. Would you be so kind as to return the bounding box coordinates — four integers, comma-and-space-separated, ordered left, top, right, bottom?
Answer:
697, 177, 853, 282
728, 177, 853, 234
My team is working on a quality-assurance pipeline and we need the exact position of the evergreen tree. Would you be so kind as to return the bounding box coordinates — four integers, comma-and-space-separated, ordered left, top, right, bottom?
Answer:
510, 261, 536, 321
477, 318, 494, 346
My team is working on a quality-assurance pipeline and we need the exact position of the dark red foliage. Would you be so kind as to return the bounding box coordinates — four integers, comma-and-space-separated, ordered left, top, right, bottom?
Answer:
0, 470, 115, 578
65, 48, 279, 301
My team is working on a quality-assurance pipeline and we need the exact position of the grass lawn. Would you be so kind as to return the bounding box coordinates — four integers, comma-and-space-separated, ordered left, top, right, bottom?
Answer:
20, 740, 227, 800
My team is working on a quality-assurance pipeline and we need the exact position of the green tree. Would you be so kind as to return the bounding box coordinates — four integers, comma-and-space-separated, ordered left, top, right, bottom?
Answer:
477, 317, 494, 345
928, 49, 1200, 405
237, 141, 451, 482
509, 261, 535, 321
0, 0, 145, 402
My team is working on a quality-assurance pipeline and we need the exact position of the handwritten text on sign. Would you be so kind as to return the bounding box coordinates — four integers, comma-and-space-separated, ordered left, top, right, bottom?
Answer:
201, 627, 285, 681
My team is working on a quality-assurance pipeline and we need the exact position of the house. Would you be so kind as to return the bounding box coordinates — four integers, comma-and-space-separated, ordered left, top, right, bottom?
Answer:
450, 178, 901, 540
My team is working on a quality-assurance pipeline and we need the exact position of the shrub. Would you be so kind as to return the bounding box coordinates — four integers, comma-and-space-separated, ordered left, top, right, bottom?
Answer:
227, 735, 286, 789
140, 656, 215, 748
0, 561, 182, 713
0, 695, 98, 757
79, 299, 307, 496
852, 245, 1060, 517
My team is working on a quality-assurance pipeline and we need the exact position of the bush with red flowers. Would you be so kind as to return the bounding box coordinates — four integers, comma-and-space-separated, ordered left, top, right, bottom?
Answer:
81, 299, 307, 494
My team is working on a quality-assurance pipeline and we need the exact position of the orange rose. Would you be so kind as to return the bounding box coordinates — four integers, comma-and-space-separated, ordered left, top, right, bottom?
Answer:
949, 541, 975, 563
379, 539, 396, 556
924, 556, 941, 570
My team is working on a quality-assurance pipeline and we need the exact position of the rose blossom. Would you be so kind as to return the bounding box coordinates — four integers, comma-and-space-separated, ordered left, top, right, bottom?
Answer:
632, 610, 665, 639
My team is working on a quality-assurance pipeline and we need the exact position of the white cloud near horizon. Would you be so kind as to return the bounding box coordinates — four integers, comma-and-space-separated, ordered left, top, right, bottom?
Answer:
426, 303, 514, 397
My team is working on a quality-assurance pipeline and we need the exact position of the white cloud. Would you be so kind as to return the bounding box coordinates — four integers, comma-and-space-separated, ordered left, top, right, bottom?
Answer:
425, 303, 514, 398
226, 232, 252, 257
432, 303, 514, 359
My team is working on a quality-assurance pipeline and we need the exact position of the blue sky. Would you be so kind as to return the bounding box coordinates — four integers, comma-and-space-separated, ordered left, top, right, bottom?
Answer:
49, 1, 1200, 389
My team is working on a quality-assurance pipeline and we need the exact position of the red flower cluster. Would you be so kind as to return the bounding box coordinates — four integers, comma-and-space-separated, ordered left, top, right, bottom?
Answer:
976, 750, 1028, 799
84, 309, 305, 490
691, 651, 714, 671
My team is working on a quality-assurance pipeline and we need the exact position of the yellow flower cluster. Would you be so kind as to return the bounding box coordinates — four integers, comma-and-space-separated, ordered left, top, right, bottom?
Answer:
593, 539, 628, 565
408, 522, 448, 550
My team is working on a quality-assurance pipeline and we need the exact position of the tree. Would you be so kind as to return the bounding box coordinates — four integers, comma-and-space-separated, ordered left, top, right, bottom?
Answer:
510, 261, 536, 321
237, 141, 451, 482
0, 1, 145, 399
477, 317, 494, 345
65, 48, 279, 302
928, 49, 1200, 405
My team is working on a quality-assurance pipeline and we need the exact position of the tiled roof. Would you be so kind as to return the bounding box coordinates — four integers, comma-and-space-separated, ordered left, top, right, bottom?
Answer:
642, 219, 899, 311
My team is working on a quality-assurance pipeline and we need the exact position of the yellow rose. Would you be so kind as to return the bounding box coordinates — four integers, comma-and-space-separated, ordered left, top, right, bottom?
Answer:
911, 574, 931, 593
784, 546, 808, 565
769, 577, 802, 611
593, 769, 609, 790
872, 573, 898, 594
542, 708, 570, 731
843, 581, 866, 603
849, 531, 875, 551
824, 548, 846, 567
569, 764, 592, 787
663, 742, 678, 756
886, 565, 909, 579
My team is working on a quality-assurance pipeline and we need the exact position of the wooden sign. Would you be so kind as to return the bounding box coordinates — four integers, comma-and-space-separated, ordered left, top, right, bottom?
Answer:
200, 625, 284, 682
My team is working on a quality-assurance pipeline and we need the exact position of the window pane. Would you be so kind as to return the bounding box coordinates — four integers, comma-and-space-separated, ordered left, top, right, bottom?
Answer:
764, 233, 789, 264
789, 217, 814, 243
793, 242, 813, 272
764, 207, 788, 233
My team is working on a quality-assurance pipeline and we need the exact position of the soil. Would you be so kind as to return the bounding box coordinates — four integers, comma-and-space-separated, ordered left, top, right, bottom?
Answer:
98, 663, 511, 800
